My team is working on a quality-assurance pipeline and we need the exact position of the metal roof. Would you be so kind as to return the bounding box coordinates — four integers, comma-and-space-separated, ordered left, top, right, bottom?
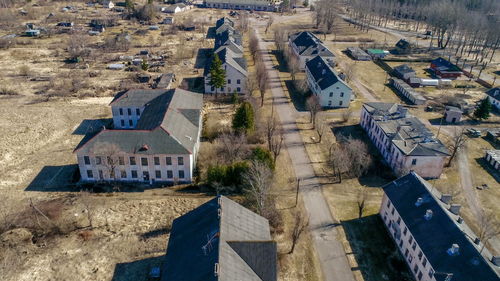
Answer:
306, 55, 349, 91
289, 31, 335, 58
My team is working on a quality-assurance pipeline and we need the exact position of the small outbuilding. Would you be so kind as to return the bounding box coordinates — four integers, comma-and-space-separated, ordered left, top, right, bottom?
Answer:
444, 106, 462, 123
484, 150, 500, 171
366, 48, 389, 59
25, 29, 40, 37
163, 17, 174, 24
346, 47, 371, 61
393, 64, 416, 81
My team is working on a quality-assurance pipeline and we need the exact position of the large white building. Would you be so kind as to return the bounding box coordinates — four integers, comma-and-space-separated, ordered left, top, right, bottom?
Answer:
305, 55, 352, 108
380, 172, 500, 281
485, 87, 500, 111
74, 88, 203, 184
288, 31, 335, 70
360, 103, 449, 179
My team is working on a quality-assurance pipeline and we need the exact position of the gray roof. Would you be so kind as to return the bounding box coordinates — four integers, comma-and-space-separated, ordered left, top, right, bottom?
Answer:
205, 46, 247, 77
383, 172, 500, 281
289, 31, 334, 57
154, 73, 175, 89
306, 55, 349, 91
162, 196, 277, 281
486, 150, 500, 163
393, 64, 416, 75
109, 89, 168, 108
75, 88, 202, 155
363, 103, 449, 156
486, 87, 500, 101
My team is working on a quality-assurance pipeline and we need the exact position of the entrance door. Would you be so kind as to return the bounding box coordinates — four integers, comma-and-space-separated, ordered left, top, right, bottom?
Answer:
143, 171, 150, 182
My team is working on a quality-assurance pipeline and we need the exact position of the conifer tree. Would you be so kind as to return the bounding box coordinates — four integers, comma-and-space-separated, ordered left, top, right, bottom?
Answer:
208, 53, 226, 98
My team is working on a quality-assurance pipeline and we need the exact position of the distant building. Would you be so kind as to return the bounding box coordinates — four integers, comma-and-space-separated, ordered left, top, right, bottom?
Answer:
380, 172, 500, 281
366, 48, 389, 59
485, 87, 500, 111
430, 57, 462, 79
484, 150, 500, 171
25, 29, 40, 37
346, 47, 371, 61
204, 0, 278, 11
360, 103, 449, 178
102, 0, 115, 9
162, 196, 277, 281
162, 16, 174, 24
394, 39, 413, 54
486, 128, 500, 144
162, 3, 190, 13
389, 78, 426, 105
74, 88, 203, 184
154, 73, 176, 89
393, 64, 416, 81
288, 31, 335, 70
444, 106, 462, 123
306, 56, 352, 108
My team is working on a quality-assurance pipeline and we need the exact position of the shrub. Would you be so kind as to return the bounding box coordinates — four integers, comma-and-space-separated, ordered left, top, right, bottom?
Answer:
206, 161, 249, 191
232, 101, 255, 133
251, 147, 275, 170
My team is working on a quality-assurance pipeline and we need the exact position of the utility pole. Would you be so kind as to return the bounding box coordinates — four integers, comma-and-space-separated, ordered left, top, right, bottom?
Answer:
295, 178, 300, 207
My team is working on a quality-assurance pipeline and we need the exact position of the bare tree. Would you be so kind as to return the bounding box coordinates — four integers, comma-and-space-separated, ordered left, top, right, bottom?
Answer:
286, 48, 300, 81
79, 190, 95, 229
246, 73, 258, 97
341, 62, 356, 83
315, 116, 326, 143
478, 211, 500, 253
243, 160, 273, 215
288, 211, 309, 254
217, 131, 248, 161
446, 127, 467, 167
67, 32, 91, 60
266, 116, 284, 165
256, 59, 269, 107
249, 30, 260, 62
93, 142, 122, 180
238, 13, 249, 32
357, 186, 368, 218
306, 95, 321, 128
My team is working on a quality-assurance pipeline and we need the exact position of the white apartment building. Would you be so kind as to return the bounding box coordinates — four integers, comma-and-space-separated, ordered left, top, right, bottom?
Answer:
305, 55, 352, 108
486, 87, 500, 111
74, 88, 203, 184
360, 103, 449, 179
289, 31, 335, 70
380, 172, 500, 281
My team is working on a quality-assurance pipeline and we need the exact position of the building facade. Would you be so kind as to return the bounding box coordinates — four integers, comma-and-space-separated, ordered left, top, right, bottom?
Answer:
360, 103, 449, 178
485, 87, 500, 111
289, 32, 335, 70
75, 88, 203, 184
430, 57, 462, 79
204, 0, 278, 11
306, 55, 352, 108
485, 150, 500, 171
380, 172, 499, 281
389, 78, 426, 105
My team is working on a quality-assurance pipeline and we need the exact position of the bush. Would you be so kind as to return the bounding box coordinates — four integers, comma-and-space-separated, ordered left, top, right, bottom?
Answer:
232, 101, 255, 133
251, 147, 275, 170
206, 161, 249, 191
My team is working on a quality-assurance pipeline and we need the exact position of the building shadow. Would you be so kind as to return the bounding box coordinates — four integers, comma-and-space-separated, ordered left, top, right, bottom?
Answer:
341, 215, 414, 281
206, 26, 216, 39
180, 77, 204, 93
195, 48, 212, 69
474, 157, 500, 183
111, 255, 164, 281
73, 118, 113, 135
284, 80, 308, 112
25, 165, 79, 192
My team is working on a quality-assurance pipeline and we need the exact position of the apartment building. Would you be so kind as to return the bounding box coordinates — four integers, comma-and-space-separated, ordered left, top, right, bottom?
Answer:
360, 103, 449, 178
288, 31, 335, 70
380, 172, 500, 281
74, 88, 203, 184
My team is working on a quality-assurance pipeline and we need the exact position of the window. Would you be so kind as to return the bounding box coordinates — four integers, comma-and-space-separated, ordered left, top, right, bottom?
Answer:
220, 87, 224, 92
121, 120, 125, 127
228, 79, 231, 84
408, 235, 413, 244
98, 170, 103, 180
179, 170, 185, 178
418, 250, 423, 260
408, 254, 413, 263
404, 249, 409, 257
178, 157, 184, 165
87, 170, 93, 178
386, 200, 391, 208
166, 157, 172, 165
119, 156, 124, 165
413, 264, 418, 273
403, 226, 408, 236
211, 86, 215, 91
428, 268, 434, 278
237, 87, 241, 92
95, 156, 102, 165
328, 101, 332, 106
129, 157, 136, 165
391, 208, 395, 215
399, 240, 403, 248
422, 257, 428, 267
412, 241, 417, 250
129, 119, 133, 126
127, 108, 132, 115
84, 156, 90, 165
339, 101, 343, 106
329, 92, 333, 97
397, 217, 401, 225
155, 170, 161, 179
340, 92, 344, 97
141, 158, 148, 166
119, 108, 123, 115
167, 170, 173, 178
236, 79, 241, 84
136, 108, 140, 116
154, 157, 160, 166
131, 170, 138, 178
121, 170, 127, 178
417, 272, 423, 280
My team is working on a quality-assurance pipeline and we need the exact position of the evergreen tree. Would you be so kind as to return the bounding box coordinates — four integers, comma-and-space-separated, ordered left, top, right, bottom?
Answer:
231, 91, 240, 105
251, 147, 275, 170
474, 98, 492, 120
208, 53, 226, 98
232, 102, 255, 133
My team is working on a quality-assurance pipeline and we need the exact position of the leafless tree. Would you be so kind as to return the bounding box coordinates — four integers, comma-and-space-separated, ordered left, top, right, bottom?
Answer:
217, 131, 248, 161
306, 95, 321, 128
357, 186, 368, 218
315, 116, 326, 143
330, 136, 373, 180
288, 211, 309, 254
446, 127, 467, 167
79, 190, 95, 229
341, 62, 356, 83
243, 160, 273, 215
266, 116, 284, 165
273, 28, 289, 53
93, 142, 122, 180
67, 32, 91, 60
249, 30, 260, 62
285, 48, 300, 81
478, 211, 500, 253
238, 13, 249, 32
246, 73, 258, 97
256, 58, 269, 107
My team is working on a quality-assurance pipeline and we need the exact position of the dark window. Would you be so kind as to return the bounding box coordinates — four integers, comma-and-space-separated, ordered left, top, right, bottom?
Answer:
119, 108, 123, 115
397, 217, 401, 225
417, 272, 423, 280
399, 240, 403, 248
412, 159, 417, 165
154, 157, 160, 165
129, 157, 136, 165
408, 235, 413, 244
391, 208, 395, 215
131, 170, 138, 178
155, 170, 161, 178
428, 268, 433, 278
386, 200, 391, 208
339, 101, 343, 106
228, 79, 231, 84
329, 92, 333, 97
129, 119, 133, 126
84, 156, 90, 165
121, 170, 126, 178
178, 157, 184, 165
237, 87, 241, 92
167, 170, 173, 178
179, 170, 185, 178
408, 254, 413, 263
121, 120, 125, 127
211, 86, 215, 91
119, 156, 124, 165
403, 226, 408, 235
413, 264, 418, 273
95, 156, 102, 165
166, 157, 172, 165
404, 249, 409, 257
412, 241, 417, 250
127, 108, 132, 115
136, 108, 140, 116
423, 258, 428, 267
418, 250, 423, 260
87, 170, 93, 178
340, 92, 344, 97
141, 158, 148, 166
236, 79, 240, 84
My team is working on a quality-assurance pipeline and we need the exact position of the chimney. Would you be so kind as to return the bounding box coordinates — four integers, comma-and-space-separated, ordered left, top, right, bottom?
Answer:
415, 197, 424, 207
440, 194, 452, 204
492, 256, 500, 266
474, 237, 481, 245
447, 244, 460, 256
457, 217, 463, 224
424, 209, 433, 220
449, 204, 461, 215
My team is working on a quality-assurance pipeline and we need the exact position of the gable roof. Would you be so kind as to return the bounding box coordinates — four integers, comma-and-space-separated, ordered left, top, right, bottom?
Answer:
306, 55, 349, 91
431, 57, 462, 73
393, 64, 416, 75
162, 196, 277, 281
75, 88, 202, 155
289, 31, 334, 57
383, 172, 500, 281
109, 89, 168, 107
486, 87, 500, 101
205, 47, 248, 77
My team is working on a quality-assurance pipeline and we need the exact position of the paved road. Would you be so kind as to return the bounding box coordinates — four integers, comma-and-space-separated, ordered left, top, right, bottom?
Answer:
254, 25, 356, 281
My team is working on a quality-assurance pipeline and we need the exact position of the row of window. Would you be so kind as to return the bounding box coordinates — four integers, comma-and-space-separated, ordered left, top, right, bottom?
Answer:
84, 156, 184, 166
328, 92, 345, 98
327, 100, 343, 107
120, 119, 135, 127
119, 107, 141, 117
210, 86, 242, 93
86, 169, 185, 180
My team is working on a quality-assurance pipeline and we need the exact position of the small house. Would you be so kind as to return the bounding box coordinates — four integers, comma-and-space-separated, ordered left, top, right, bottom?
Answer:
485, 87, 500, 111
366, 49, 389, 59
25, 29, 40, 37
102, 1, 115, 9
346, 47, 371, 61
163, 3, 188, 13
149, 25, 160, 30
163, 17, 174, 24
430, 57, 462, 79
486, 129, 500, 144
393, 64, 416, 81
444, 106, 462, 123
92, 25, 105, 33
394, 39, 413, 54
485, 150, 500, 171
